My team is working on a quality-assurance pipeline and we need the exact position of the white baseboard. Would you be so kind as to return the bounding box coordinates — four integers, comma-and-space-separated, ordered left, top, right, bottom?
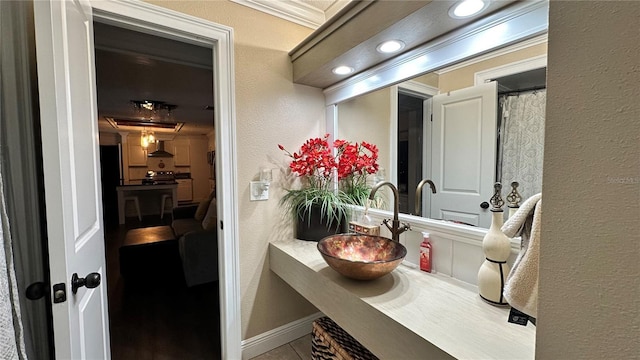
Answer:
241, 312, 323, 360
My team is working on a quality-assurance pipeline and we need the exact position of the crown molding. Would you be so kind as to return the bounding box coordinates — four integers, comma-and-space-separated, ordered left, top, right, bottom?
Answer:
398, 80, 439, 97
230, 0, 325, 29
435, 33, 548, 75
324, 0, 349, 20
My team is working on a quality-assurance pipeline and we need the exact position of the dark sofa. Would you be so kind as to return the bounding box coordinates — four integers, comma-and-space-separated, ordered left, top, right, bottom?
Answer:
171, 200, 218, 287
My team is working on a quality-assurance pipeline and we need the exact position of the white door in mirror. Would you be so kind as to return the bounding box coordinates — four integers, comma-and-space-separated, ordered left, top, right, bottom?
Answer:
430, 81, 497, 228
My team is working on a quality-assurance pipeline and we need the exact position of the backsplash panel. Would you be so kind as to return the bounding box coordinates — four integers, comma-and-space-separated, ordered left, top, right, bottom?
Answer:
353, 208, 520, 287
452, 241, 485, 285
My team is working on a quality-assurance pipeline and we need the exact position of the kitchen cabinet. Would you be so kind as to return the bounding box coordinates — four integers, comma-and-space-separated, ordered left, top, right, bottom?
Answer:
173, 141, 190, 166
176, 178, 193, 202
128, 144, 147, 166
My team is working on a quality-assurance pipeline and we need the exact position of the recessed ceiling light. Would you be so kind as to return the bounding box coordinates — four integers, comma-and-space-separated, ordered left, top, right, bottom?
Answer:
332, 65, 355, 75
376, 40, 405, 54
449, 0, 489, 19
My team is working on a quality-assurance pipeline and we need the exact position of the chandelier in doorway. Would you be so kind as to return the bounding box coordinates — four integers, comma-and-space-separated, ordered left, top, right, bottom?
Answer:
130, 100, 177, 149
140, 128, 155, 149
131, 100, 177, 122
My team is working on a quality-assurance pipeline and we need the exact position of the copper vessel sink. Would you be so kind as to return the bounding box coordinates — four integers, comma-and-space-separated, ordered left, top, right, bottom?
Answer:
317, 234, 407, 280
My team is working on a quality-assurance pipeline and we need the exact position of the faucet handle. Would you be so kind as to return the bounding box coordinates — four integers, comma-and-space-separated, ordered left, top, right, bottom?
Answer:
382, 219, 393, 233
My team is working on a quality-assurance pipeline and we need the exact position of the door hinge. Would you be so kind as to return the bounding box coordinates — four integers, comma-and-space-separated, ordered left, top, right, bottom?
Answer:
220, 220, 223, 230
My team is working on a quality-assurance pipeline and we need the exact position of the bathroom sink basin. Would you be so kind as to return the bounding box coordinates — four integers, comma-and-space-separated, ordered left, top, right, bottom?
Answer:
317, 234, 407, 280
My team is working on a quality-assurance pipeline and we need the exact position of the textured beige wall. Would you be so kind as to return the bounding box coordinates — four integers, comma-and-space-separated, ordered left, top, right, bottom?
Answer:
537, 1, 639, 358
411, 72, 439, 88
337, 87, 393, 211
337, 88, 392, 177
145, 1, 321, 338
438, 43, 547, 92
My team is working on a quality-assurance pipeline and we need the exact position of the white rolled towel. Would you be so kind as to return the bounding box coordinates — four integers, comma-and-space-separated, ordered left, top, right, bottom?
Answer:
501, 193, 542, 318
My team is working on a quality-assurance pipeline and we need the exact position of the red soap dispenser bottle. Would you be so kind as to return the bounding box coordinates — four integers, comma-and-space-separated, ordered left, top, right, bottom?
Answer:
420, 232, 432, 273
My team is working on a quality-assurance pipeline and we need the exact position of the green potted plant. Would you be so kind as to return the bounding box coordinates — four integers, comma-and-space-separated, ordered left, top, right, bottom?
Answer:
279, 135, 350, 241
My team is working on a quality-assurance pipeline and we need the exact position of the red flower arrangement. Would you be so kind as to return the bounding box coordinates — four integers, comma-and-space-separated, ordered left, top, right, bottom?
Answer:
278, 134, 336, 190
278, 134, 380, 213
278, 135, 379, 188
334, 140, 379, 205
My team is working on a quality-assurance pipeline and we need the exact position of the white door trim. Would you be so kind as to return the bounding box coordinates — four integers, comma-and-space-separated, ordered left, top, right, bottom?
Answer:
398, 80, 439, 98
388, 81, 438, 187
90, 1, 241, 358
389, 86, 399, 185
474, 54, 547, 85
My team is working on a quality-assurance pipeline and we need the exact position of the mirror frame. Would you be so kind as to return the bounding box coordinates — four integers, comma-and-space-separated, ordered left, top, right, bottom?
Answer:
325, 0, 549, 230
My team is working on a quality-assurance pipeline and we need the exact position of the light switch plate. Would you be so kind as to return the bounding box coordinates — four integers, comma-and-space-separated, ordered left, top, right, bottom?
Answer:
250, 181, 269, 201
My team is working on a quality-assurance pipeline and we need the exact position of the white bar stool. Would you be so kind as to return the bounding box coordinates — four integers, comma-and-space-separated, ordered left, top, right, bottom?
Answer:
123, 196, 142, 221
160, 194, 172, 219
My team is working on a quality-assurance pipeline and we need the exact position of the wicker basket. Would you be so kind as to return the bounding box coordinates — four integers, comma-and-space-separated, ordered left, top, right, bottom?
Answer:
311, 317, 378, 360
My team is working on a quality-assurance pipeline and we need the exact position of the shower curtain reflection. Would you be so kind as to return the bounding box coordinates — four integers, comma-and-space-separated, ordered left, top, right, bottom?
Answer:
498, 90, 547, 203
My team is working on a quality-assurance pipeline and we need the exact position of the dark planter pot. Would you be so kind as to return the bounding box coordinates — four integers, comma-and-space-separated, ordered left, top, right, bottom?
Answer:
295, 204, 346, 242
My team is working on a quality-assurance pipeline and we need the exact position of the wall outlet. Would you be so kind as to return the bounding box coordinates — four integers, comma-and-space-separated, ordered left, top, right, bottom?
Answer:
250, 181, 269, 201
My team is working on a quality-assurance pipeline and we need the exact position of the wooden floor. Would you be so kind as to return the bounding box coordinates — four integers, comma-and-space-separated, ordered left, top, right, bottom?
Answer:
105, 215, 221, 359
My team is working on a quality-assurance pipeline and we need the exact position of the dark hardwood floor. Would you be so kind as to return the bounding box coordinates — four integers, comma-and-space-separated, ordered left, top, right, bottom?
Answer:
104, 215, 221, 359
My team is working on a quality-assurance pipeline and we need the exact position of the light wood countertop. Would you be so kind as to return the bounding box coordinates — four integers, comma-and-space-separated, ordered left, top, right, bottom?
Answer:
269, 238, 535, 359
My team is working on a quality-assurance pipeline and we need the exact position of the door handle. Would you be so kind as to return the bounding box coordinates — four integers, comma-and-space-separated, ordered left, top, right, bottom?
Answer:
29, 282, 67, 303
71, 272, 101, 294
25, 282, 48, 300
480, 201, 490, 209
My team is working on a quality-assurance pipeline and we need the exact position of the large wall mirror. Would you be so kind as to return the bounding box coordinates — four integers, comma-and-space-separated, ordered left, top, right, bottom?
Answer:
332, 3, 548, 230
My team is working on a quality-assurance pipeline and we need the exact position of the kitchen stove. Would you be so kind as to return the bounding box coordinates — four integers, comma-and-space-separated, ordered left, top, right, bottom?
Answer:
143, 170, 177, 185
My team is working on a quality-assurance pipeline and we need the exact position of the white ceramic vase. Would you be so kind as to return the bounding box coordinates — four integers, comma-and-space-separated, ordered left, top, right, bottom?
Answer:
477, 209, 511, 305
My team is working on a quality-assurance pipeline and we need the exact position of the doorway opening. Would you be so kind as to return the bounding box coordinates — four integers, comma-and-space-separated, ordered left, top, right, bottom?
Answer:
93, 21, 221, 358
393, 82, 437, 216
22, 1, 238, 358
397, 92, 425, 214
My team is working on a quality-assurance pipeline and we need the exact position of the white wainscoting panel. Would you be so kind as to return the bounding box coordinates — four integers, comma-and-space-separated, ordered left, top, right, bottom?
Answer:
358, 207, 519, 287
452, 241, 485, 285
429, 234, 454, 276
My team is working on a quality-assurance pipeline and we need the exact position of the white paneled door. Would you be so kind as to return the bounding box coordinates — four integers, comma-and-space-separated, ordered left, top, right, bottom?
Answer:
34, 0, 111, 358
430, 81, 498, 229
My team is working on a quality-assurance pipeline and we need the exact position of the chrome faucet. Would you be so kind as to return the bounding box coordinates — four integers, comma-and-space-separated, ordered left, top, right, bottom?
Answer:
368, 181, 410, 242
414, 179, 437, 216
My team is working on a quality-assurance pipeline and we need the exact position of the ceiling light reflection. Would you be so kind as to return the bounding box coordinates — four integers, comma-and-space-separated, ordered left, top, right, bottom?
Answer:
332, 65, 355, 75
450, 0, 488, 19
377, 40, 405, 54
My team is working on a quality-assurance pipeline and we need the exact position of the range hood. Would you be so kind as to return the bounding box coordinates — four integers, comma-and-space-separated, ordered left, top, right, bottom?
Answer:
147, 140, 174, 158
